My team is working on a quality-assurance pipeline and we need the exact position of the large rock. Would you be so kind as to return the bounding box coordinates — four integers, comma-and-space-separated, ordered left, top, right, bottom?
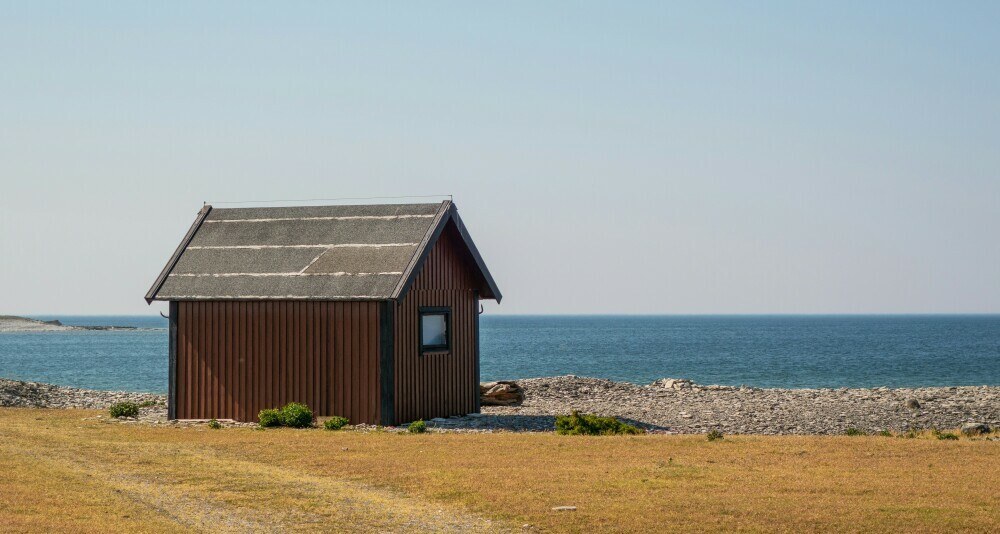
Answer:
480, 381, 525, 406
650, 378, 694, 390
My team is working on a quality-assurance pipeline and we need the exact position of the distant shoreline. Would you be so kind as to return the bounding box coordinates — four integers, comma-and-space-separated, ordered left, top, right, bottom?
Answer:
0, 315, 141, 333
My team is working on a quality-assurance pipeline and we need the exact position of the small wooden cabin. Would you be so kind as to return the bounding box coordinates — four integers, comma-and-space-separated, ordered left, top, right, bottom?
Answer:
145, 200, 501, 425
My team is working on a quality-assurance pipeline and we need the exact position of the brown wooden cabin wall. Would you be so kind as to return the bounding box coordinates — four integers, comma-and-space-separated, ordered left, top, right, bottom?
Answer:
174, 301, 381, 423
394, 223, 481, 423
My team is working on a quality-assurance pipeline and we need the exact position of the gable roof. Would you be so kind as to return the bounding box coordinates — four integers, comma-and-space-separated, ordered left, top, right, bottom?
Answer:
145, 200, 501, 303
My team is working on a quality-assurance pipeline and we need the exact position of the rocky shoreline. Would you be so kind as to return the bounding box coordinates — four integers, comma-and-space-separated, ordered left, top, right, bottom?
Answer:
463, 376, 1000, 434
2, 375, 997, 435
0, 378, 163, 409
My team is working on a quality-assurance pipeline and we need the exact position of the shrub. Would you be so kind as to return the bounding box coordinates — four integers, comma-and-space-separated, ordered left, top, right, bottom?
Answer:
258, 408, 282, 428
878, 429, 893, 437
108, 401, 139, 418
408, 420, 427, 434
324, 416, 349, 431
280, 402, 314, 428
555, 411, 644, 436
844, 427, 865, 436
257, 403, 314, 428
207, 419, 222, 430
706, 429, 724, 441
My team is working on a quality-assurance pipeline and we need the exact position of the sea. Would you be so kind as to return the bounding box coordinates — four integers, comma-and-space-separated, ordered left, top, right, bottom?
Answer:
1, 315, 998, 393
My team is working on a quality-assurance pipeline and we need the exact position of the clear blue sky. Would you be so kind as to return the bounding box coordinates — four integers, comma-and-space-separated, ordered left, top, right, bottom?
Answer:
1, 2, 998, 315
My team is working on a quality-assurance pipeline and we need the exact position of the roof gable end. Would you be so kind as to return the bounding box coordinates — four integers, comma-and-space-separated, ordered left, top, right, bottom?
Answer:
391, 202, 502, 302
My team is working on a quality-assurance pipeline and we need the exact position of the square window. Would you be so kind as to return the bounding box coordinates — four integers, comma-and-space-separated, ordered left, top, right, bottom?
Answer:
419, 307, 450, 352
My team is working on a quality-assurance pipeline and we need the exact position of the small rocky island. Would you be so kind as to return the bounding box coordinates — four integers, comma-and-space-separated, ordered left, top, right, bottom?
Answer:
0, 315, 138, 332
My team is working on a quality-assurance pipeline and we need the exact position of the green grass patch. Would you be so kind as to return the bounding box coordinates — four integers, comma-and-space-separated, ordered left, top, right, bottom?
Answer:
108, 402, 139, 419
933, 430, 959, 441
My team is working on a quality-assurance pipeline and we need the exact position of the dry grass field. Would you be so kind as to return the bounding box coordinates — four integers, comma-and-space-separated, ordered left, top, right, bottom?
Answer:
0, 408, 997, 533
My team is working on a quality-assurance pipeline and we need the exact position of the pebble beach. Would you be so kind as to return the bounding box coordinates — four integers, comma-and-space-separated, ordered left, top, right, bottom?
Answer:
3, 375, 996, 435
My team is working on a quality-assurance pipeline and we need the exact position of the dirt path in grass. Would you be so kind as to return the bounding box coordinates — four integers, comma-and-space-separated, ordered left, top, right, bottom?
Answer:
0, 415, 505, 533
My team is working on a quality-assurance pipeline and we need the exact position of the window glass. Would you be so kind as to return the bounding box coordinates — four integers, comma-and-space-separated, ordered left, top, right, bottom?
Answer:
421, 313, 447, 348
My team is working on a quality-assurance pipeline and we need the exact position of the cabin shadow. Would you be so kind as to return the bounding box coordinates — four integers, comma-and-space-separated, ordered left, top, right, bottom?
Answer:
422, 413, 670, 432
423, 414, 556, 432
618, 416, 671, 432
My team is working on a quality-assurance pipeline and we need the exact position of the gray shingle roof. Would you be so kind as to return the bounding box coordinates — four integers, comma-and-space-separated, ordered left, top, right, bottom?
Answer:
146, 201, 501, 302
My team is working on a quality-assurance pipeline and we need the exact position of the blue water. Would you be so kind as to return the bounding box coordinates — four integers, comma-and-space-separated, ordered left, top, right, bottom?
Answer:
2, 316, 168, 392
1, 315, 998, 393
481, 315, 1000, 389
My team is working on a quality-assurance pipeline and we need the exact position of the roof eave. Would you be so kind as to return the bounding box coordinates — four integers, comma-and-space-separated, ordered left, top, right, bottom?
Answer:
448, 206, 502, 303
145, 205, 213, 304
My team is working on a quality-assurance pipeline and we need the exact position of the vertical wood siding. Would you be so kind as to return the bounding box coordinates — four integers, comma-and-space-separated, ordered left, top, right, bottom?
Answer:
394, 222, 481, 423
175, 301, 380, 423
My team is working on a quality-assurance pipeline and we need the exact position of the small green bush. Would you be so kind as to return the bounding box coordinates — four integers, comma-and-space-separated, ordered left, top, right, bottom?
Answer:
108, 401, 139, 418
258, 408, 282, 428
258, 403, 314, 428
324, 416, 349, 431
844, 427, 865, 436
555, 411, 644, 436
706, 429, 724, 441
207, 419, 222, 430
878, 429, 893, 437
280, 402, 314, 428
408, 419, 427, 434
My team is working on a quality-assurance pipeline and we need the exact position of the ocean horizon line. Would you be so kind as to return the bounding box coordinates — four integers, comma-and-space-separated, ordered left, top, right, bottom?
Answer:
21, 312, 1000, 319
